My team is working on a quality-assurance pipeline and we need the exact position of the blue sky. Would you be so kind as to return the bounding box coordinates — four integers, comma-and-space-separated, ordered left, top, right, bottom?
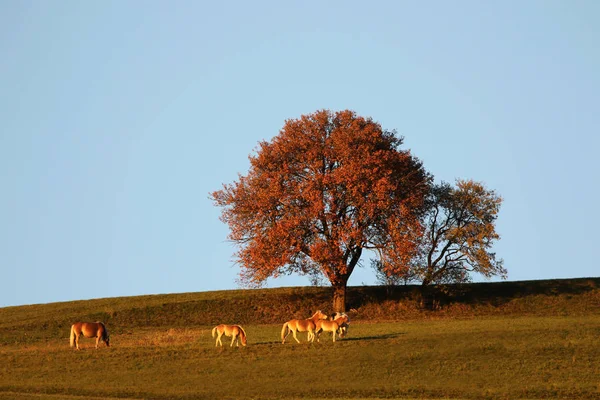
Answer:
1, 1, 598, 307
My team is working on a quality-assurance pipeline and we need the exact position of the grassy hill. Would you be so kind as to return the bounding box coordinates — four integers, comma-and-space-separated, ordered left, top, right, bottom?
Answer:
1, 278, 599, 399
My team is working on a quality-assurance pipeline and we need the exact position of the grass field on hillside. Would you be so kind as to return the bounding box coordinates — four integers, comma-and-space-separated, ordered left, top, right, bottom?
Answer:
1, 280, 599, 399
1, 316, 599, 399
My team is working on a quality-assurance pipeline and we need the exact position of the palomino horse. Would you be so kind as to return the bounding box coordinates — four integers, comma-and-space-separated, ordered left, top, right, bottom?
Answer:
315, 313, 350, 342
281, 310, 328, 344
331, 312, 350, 338
212, 324, 247, 347
70, 322, 110, 350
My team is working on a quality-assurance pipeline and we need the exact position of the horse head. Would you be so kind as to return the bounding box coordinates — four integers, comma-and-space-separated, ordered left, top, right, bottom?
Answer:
239, 326, 248, 346
333, 312, 349, 323
311, 310, 328, 321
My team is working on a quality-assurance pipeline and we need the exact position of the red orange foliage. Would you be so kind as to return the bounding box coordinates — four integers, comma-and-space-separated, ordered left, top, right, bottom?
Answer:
211, 110, 430, 311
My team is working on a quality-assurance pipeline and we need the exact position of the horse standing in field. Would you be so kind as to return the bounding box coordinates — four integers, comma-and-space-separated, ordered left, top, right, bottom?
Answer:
281, 310, 328, 344
316, 313, 350, 343
212, 324, 247, 347
331, 312, 350, 338
70, 322, 110, 350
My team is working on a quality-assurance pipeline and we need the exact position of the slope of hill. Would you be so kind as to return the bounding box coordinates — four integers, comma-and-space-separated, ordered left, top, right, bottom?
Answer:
1, 277, 598, 344
0, 278, 599, 400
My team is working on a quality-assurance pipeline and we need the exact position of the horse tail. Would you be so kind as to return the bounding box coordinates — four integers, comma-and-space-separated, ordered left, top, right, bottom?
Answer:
69, 325, 75, 347
281, 322, 289, 341
212, 326, 217, 338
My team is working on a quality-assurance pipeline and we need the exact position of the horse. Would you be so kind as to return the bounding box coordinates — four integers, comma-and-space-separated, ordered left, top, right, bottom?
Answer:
212, 324, 247, 347
70, 322, 110, 350
331, 312, 350, 338
316, 313, 350, 342
281, 310, 328, 344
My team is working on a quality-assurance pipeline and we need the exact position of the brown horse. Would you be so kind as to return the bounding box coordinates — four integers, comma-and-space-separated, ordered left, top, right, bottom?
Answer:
316, 313, 350, 342
212, 324, 247, 347
70, 322, 110, 350
281, 310, 328, 344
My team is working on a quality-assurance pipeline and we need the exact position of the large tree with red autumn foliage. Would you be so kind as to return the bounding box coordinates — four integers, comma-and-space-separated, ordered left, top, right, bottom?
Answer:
211, 110, 430, 311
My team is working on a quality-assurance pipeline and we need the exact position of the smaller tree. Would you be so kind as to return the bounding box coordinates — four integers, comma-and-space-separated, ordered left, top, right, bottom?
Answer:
375, 179, 506, 285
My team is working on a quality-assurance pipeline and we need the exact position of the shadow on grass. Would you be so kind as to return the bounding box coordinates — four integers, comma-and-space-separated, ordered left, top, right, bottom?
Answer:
248, 331, 406, 346
342, 332, 405, 341
347, 277, 600, 310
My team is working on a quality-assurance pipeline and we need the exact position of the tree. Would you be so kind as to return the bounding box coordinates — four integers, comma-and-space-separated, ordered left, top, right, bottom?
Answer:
211, 110, 430, 311
374, 179, 506, 286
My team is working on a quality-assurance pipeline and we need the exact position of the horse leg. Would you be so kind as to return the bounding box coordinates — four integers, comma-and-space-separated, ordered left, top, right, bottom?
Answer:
332, 330, 336, 342
230, 334, 237, 347
217, 332, 223, 346
282, 328, 291, 344
281, 323, 291, 344
75, 333, 81, 350
292, 329, 300, 344
96, 335, 100, 349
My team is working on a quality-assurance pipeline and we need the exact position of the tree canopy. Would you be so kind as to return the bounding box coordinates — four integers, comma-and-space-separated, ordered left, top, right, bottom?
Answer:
374, 180, 506, 286
211, 109, 430, 311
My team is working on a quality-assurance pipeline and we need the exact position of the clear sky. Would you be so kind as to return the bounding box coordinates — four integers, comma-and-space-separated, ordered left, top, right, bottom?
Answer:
1, 1, 598, 307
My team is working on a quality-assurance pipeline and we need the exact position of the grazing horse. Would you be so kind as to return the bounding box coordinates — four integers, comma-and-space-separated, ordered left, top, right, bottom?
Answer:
281, 310, 328, 344
212, 324, 247, 347
316, 313, 350, 342
70, 322, 110, 350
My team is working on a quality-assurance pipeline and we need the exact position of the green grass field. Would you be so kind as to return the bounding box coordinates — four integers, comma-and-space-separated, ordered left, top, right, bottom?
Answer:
1, 279, 599, 399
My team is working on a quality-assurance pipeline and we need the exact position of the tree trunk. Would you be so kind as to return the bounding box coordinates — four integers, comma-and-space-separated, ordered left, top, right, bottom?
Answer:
332, 284, 347, 313
422, 266, 435, 286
